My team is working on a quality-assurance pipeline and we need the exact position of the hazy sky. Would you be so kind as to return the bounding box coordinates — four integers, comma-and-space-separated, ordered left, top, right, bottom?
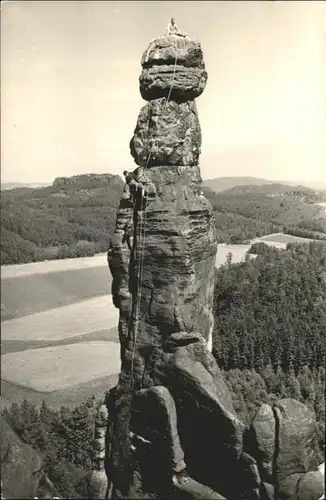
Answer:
1, 1, 326, 184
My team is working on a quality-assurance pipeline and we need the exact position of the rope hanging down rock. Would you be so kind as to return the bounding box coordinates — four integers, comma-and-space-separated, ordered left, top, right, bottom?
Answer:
130, 43, 179, 388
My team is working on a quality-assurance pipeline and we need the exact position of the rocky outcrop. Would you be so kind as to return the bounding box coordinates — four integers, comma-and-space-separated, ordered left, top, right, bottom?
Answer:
102, 21, 323, 500
1, 416, 60, 499
244, 399, 324, 500
273, 399, 322, 500
107, 184, 134, 358
246, 403, 276, 483
89, 405, 110, 499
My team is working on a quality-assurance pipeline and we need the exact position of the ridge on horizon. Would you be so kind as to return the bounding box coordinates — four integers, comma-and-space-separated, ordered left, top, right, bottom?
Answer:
2, 174, 325, 192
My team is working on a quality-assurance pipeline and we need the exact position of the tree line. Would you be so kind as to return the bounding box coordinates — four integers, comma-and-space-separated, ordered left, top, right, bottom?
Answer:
1, 177, 325, 265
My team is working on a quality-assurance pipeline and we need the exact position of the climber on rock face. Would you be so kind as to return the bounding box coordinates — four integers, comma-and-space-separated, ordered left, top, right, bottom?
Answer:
123, 170, 134, 186
123, 222, 134, 252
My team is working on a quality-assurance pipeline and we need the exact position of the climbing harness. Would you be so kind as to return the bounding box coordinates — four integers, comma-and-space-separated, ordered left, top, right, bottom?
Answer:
130, 42, 179, 388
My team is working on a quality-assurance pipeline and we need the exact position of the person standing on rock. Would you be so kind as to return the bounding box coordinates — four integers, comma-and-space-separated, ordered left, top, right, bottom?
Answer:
166, 18, 187, 37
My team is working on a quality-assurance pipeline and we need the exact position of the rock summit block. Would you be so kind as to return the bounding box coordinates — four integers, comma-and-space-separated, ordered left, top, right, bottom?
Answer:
139, 29, 208, 101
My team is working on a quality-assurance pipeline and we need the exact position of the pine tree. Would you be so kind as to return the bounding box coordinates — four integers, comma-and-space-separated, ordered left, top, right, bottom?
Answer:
286, 365, 302, 400
298, 366, 315, 409
262, 364, 277, 395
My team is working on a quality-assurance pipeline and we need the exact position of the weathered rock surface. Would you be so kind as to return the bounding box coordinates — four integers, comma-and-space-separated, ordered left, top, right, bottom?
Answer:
139, 33, 207, 101
89, 470, 109, 500
129, 386, 186, 497
107, 163, 219, 498
1, 416, 59, 499
107, 188, 134, 357
274, 399, 320, 486
296, 471, 324, 500
130, 99, 201, 167
171, 472, 227, 499
140, 65, 208, 101
260, 482, 275, 500
141, 35, 205, 68
246, 403, 275, 483
128, 167, 217, 356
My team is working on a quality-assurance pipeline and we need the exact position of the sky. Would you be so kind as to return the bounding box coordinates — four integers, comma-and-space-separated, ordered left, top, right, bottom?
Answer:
1, 0, 326, 184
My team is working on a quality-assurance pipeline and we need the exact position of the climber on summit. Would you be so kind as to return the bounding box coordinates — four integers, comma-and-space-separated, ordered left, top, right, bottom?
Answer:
166, 17, 187, 37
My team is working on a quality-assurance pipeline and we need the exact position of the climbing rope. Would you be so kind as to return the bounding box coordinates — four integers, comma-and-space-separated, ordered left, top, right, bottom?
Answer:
130, 45, 179, 388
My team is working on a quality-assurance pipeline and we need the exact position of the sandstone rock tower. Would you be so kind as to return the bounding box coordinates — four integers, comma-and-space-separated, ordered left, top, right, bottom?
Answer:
104, 22, 324, 500
107, 21, 221, 498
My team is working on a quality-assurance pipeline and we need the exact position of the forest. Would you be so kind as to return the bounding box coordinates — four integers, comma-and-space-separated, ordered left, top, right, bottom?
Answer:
203, 185, 326, 243
2, 242, 325, 498
212, 241, 326, 373
0, 174, 124, 265
1, 174, 326, 265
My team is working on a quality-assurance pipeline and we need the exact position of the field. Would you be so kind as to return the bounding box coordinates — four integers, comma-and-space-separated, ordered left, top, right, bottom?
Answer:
1, 327, 118, 355
216, 244, 252, 266
2, 342, 121, 392
1, 256, 119, 409
257, 232, 316, 244
1, 296, 118, 342
1, 263, 110, 321
1, 253, 107, 279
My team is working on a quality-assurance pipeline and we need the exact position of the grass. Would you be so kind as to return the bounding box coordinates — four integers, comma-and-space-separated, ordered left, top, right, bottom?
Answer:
258, 232, 316, 244
1, 265, 111, 321
1, 341, 121, 392
1, 296, 119, 342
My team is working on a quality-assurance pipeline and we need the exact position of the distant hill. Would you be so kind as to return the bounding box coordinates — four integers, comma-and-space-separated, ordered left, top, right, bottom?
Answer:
1, 182, 50, 191
203, 176, 326, 194
202, 182, 326, 244
202, 176, 276, 193
1, 173, 124, 265
219, 183, 314, 196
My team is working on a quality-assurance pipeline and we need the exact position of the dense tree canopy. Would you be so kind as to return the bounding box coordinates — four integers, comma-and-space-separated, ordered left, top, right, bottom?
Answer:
212, 241, 326, 373
2, 397, 99, 499
1, 178, 325, 265
203, 186, 326, 243
1, 174, 124, 265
